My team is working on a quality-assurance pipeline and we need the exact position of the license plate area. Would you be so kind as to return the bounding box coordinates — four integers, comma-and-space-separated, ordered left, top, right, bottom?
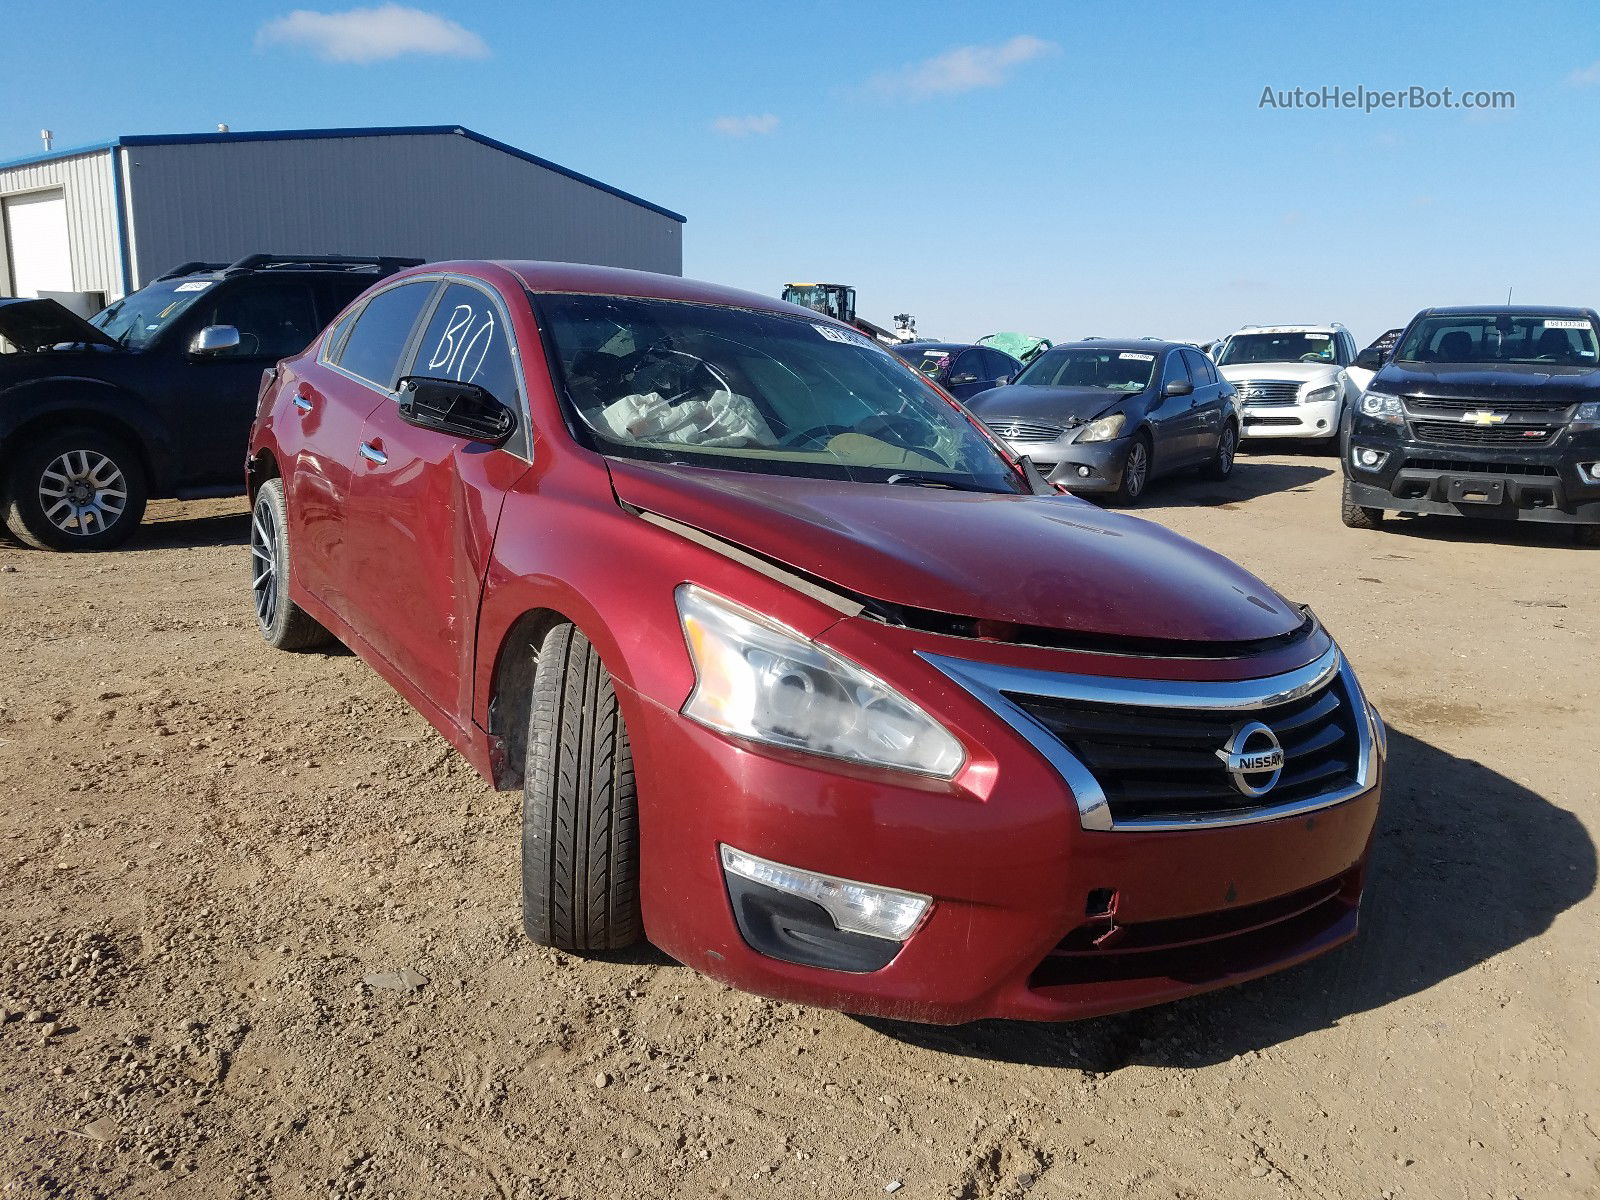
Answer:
1446, 477, 1506, 505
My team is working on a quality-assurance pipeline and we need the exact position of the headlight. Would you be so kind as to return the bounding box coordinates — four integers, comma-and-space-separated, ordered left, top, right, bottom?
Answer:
676, 584, 966, 778
1574, 401, 1600, 430
1359, 391, 1403, 424
1076, 413, 1127, 443
1304, 383, 1341, 405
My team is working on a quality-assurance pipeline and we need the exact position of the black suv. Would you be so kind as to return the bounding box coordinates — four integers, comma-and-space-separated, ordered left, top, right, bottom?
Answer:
1343, 305, 1600, 545
0, 254, 420, 550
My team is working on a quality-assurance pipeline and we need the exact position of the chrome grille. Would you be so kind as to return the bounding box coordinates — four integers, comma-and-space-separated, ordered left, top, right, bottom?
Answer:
1006, 676, 1361, 825
921, 647, 1378, 832
985, 419, 1062, 442
1232, 380, 1301, 406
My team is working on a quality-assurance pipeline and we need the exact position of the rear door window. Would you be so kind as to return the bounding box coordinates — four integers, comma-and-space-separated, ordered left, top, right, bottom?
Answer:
1183, 348, 1214, 384
334, 282, 436, 389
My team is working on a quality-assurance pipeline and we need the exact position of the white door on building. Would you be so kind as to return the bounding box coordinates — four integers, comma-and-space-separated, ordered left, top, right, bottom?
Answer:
4, 190, 73, 297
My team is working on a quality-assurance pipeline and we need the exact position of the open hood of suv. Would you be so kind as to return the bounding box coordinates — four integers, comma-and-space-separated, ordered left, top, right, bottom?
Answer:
608, 460, 1304, 644
0, 298, 118, 352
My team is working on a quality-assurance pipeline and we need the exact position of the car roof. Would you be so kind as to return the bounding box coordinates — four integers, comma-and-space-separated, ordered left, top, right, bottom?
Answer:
394, 261, 814, 321
1226, 325, 1339, 335
1414, 304, 1598, 319
1054, 338, 1181, 354
892, 342, 972, 354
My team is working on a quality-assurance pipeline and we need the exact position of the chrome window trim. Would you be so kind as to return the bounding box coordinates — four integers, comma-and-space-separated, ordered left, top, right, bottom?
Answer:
920, 645, 1377, 832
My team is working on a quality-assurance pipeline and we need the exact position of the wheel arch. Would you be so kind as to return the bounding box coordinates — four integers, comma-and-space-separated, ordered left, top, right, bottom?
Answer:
484, 605, 585, 792
0, 382, 174, 495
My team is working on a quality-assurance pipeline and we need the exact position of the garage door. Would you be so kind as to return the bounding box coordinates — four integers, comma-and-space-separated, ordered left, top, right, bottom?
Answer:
4, 190, 73, 297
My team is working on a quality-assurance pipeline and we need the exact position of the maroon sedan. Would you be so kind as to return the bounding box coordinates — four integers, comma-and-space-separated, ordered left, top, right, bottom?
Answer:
245, 262, 1385, 1025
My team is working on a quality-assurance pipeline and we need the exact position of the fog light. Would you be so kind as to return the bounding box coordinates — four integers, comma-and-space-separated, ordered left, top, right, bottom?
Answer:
1580, 461, 1600, 483
1352, 447, 1388, 471
720, 845, 930, 941
1077, 465, 1091, 478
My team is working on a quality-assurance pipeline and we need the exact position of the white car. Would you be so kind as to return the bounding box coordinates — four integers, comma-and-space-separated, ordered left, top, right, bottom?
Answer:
1213, 325, 1374, 445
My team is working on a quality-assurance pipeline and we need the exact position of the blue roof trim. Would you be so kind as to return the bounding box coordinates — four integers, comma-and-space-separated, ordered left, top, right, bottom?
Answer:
111, 124, 686, 223
0, 140, 116, 171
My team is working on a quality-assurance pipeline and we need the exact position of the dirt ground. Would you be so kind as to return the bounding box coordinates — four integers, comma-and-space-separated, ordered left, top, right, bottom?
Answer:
1, 449, 1595, 1200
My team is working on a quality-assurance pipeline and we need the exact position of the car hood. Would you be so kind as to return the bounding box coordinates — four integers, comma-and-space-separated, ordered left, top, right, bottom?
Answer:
0, 298, 118, 352
607, 460, 1304, 643
1218, 361, 1338, 384
964, 385, 1130, 425
1373, 362, 1600, 403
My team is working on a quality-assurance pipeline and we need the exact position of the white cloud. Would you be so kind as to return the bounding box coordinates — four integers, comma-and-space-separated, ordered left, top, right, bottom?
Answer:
257, 4, 488, 64
711, 113, 780, 137
868, 35, 1059, 101
1569, 61, 1600, 86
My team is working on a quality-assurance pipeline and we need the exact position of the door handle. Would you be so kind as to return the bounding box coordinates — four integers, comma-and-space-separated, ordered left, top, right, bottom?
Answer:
293, 394, 314, 413
357, 442, 387, 465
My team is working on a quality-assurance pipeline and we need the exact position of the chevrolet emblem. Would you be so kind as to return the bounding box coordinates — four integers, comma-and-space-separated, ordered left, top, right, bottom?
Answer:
1461, 410, 1508, 425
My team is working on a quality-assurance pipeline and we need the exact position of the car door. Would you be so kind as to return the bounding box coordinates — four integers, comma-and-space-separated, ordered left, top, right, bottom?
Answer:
1148, 350, 1200, 468
943, 349, 989, 400
287, 279, 439, 617
337, 279, 534, 728
167, 278, 324, 486
1182, 349, 1227, 456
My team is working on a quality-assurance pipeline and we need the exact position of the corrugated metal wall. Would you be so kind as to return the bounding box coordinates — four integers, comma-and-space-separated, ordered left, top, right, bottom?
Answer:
0, 149, 121, 297
123, 134, 682, 286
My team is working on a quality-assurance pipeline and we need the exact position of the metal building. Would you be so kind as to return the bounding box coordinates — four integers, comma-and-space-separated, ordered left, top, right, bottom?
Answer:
0, 125, 685, 308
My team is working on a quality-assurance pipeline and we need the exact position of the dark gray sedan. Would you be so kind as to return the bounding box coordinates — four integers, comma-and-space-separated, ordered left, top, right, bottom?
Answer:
966, 340, 1241, 504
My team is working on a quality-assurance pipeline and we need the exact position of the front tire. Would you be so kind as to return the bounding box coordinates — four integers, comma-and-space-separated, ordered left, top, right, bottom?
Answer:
1340, 477, 1385, 530
2, 427, 147, 551
1199, 422, 1238, 481
521, 624, 642, 951
250, 478, 332, 650
1109, 433, 1152, 506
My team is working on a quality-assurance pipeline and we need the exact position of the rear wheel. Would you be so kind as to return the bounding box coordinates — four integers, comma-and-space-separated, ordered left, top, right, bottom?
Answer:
1109, 434, 1151, 506
2, 427, 147, 551
521, 624, 642, 951
1199, 422, 1238, 481
250, 478, 333, 650
1340, 477, 1385, 530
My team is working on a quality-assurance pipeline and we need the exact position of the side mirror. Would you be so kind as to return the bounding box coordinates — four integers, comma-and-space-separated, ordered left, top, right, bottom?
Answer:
1163, 380, 1194, 397
1353, 348, 1385, 371
996, 374, 1013, 386
190, 324, 241, 356
396, 376, 516, 444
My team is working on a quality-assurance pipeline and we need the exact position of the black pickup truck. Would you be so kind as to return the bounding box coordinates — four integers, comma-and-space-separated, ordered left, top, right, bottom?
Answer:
0, 254, 419, 551
1343, 305, 1600, 545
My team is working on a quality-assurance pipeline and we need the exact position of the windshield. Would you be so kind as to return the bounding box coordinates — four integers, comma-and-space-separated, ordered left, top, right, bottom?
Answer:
89, 279, 214, 350
1013, 346, 1156, 392
536, 294, 1027, 492
1216, 331, 1336, 366
1395, 313, 1599, 367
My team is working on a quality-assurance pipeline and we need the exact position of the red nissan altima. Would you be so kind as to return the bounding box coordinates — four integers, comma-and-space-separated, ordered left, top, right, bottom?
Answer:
245, 262, 1385, 1025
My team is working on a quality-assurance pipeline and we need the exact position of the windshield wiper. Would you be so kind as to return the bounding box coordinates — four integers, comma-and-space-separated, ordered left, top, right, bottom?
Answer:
884, 472, 1010, 494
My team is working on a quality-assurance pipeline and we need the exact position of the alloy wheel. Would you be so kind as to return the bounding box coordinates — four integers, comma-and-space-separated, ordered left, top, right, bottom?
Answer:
1124, 442, 1148, 498
250, 497, 279, 630
36, 450, 128, 537
1219, 427, 1237, 472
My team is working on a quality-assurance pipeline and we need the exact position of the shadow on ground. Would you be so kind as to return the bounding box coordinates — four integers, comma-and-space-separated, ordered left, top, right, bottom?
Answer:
1132, 458, 1335, 508
858, 728, 1594, 1069
125, 509, 251, 552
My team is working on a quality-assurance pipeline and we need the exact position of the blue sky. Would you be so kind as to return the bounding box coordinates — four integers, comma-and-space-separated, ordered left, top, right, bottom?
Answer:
5, 0, 1599, 343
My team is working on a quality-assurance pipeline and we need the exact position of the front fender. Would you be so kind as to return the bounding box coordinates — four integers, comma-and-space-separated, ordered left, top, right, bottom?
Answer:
0, 376, 178, 493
